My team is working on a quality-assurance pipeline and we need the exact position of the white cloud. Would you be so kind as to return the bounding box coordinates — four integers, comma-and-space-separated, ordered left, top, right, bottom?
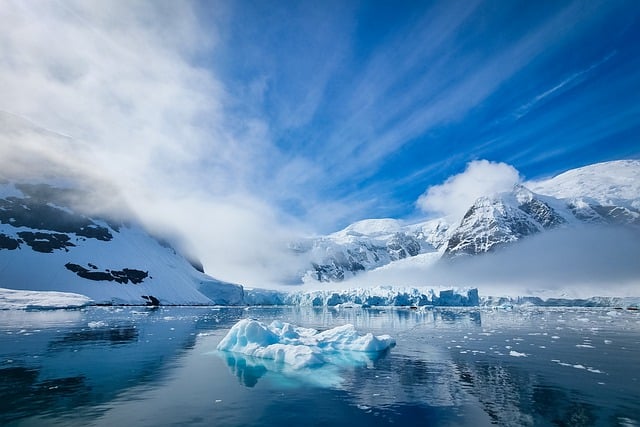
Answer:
343, 226, 640, 298
416, 159, 521, 219
0, 0, 304, 287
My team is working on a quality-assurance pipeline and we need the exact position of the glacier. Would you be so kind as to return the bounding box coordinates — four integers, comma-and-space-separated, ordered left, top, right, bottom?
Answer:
244, 286, 480, 307
217, 318, 396, 369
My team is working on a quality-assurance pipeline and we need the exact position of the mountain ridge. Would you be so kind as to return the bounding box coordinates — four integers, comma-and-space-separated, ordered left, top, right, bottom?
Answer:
300, 160, 640, 282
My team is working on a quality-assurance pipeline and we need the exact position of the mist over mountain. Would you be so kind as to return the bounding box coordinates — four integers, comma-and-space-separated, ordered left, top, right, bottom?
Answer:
0, 180, 243, 305
297, 160, 640, 296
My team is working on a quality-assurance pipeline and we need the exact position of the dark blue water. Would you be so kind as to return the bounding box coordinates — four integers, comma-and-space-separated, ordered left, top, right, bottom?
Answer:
1, 306, 638, 426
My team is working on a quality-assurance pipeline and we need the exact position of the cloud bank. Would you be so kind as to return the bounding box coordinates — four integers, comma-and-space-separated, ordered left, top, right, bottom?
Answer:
343, 226, 640, 298
0, 1, 304, 286
416, 160, 521, 219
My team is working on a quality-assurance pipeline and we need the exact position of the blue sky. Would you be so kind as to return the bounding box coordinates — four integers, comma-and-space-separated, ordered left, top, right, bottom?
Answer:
1, 0, 639, 284
196, 0, 640, 228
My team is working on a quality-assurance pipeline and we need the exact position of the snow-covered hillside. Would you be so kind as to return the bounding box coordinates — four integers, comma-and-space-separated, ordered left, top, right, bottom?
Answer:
0, 182, 243, 305
298, 217, 452, 282
298, 160, 640, 281
528, 160, 640, 207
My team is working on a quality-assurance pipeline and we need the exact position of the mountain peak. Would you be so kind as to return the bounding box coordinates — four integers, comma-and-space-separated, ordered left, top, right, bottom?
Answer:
298, 160, 640, 280
528, 159, 640, 207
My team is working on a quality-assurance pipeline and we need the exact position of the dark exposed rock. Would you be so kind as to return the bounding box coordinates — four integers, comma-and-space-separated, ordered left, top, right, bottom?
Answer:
0, 233, 20, 250
444, 197, 540, 257
65, 262, 148, 284
141, 295, 160, 306
386, 232, 421, 260
17, 231, 75, 253
312, 249, 368, 282
0, 195, 112, 241
517, 198, 565, 229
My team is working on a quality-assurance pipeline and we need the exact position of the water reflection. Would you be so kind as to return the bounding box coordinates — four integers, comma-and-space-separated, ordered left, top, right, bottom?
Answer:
49, 325, 138, 349
219, 348, 392, 389
0, 366, 91, 424
223, 353, 267, 388
0, 306, 637, 426
0, 307, 215, 425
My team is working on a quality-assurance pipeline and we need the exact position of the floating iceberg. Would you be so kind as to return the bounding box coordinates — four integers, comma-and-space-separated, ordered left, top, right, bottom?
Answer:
217, 319, 395, 369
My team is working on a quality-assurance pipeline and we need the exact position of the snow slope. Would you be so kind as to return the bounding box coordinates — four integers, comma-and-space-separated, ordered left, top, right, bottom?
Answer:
0, 182, 243, 305
529, 160, 640, 208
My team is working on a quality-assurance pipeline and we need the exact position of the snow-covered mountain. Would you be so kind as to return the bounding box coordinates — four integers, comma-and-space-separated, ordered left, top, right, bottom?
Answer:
0, 181, 244, 305
299, 160, 640, 281
296, 217, 452, 282
444, 161, 639, 257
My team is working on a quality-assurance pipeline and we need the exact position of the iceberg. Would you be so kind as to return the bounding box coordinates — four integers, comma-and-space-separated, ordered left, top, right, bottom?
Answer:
217, 318, 395, 369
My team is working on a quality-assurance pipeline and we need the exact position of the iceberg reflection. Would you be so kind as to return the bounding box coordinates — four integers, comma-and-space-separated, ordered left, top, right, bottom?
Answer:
219, 349, 390, 389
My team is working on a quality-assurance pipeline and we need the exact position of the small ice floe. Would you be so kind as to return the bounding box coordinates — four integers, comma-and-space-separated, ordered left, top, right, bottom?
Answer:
509, 350, 527, 357
217, 318, 395, 370
88, 321, 107, 328
551, 359, 603, 374
0, 288, 92, 310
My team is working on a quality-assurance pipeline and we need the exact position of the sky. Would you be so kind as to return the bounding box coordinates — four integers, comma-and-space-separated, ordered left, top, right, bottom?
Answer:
0, 0, 639, 286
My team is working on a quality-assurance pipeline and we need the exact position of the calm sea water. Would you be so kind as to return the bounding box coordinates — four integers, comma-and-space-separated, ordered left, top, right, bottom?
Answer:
1, 306, 638, 426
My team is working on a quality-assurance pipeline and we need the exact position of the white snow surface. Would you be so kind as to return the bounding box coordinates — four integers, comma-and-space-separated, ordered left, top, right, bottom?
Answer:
331, 218, 403, 240
0, 221, 243, 305
0, 182, 244, 306
0, 287, 92, 310
217, 318, 396, 369
529, 160, 640, 209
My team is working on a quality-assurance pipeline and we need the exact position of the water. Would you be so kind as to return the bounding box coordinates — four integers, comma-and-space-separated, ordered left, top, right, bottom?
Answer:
1, 306, 639, 426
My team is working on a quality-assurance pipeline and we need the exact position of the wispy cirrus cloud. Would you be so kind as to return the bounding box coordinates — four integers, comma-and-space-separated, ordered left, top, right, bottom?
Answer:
252, 0, 635, 228
512, 51, 617, 120
310, 1, 606, 180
